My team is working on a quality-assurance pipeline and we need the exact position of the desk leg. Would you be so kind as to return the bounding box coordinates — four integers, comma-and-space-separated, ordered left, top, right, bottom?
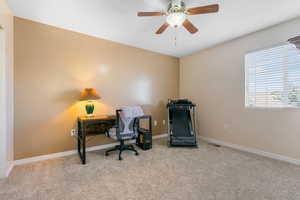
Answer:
82, 126, 86, 165
77, 121, 81, 155
77, 121, 86, 165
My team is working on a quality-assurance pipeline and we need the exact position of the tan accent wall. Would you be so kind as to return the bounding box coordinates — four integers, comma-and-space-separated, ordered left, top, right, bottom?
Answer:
14, 17, 179, 160
180, 17, 300, 160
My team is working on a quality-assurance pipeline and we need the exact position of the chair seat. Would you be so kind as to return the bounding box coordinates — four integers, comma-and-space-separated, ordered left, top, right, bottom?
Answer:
108, 128, 135, 140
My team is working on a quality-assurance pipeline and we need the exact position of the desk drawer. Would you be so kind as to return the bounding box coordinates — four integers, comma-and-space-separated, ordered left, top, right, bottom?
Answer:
84, 123, 114, 135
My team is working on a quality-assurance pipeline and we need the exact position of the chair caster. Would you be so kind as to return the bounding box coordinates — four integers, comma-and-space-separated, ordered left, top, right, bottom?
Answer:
119, 157, 123, 160
135, 152, 139, 156
105, 152, 109, 156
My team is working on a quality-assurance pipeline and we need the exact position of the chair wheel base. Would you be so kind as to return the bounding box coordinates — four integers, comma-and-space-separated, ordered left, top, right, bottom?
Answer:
105, 141, 139, 161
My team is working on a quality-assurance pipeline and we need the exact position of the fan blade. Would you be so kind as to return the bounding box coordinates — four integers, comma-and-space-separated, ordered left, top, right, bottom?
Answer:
187, 4, 219, 15
156, 23, 169, 34
183, 19, 198, 34
138, 12, 165, 17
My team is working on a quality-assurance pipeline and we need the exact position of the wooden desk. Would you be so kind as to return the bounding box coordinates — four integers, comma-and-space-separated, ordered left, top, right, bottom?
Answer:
77, 115, 116, 164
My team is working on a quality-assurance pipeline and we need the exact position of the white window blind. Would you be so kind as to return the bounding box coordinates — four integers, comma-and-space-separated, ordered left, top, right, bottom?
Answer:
245, 42, 300, 108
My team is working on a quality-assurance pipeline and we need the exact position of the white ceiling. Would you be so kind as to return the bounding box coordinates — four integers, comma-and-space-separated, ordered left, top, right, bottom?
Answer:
8, 0, 300, 57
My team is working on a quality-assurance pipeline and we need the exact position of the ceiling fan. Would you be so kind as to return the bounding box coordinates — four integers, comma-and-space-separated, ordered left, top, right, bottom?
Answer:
137, 0, 219, 34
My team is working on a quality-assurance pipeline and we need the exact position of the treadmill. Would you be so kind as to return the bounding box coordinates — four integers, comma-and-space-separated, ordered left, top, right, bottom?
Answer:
167, 99, 198, 147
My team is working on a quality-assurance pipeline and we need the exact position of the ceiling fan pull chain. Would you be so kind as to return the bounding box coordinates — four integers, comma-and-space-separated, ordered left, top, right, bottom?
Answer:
174, 28, 177, 47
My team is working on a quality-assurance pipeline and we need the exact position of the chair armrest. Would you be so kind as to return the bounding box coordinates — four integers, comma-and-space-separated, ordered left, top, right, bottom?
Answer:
135, 115, 151, 120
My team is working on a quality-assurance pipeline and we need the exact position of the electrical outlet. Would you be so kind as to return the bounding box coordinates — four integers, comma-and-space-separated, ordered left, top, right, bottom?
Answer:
154, 120, 158, 127
70, 129, 77, 136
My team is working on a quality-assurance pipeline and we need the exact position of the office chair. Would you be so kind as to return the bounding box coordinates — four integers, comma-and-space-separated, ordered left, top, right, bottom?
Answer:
105, 106, 152, 160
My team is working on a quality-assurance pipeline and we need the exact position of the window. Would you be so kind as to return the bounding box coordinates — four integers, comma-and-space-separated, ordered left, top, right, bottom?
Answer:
245, 41, 300, 108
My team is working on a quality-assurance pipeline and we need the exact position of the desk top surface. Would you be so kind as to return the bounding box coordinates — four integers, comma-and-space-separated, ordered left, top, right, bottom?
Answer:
78, 115, 116, 122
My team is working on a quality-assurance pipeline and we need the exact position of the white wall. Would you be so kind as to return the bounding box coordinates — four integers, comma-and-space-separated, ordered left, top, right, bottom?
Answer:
180, 17, 300, 161
0, 0, 13, 178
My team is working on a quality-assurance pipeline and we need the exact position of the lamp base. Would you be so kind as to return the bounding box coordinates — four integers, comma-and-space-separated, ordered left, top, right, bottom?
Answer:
85, 102, 95, 117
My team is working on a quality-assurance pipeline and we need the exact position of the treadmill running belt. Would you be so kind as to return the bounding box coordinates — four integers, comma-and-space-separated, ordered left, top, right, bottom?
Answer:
172, 110, 191, 137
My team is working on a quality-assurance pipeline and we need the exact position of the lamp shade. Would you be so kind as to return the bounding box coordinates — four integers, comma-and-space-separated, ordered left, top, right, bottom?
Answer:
80, 88, 101, 101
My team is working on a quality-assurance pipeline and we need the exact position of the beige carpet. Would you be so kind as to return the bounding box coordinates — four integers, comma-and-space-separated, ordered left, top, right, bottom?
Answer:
1, 138, 300, 200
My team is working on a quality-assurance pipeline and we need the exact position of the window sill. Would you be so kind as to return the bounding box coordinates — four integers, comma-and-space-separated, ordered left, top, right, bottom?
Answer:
245, 106, 300, 110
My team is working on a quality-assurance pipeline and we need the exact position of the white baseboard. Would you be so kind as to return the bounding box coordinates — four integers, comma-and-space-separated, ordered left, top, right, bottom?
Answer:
6, 161, 14, 177
153, 133, 168, 139
14, 134, 168, 166
199, 136, 300, 166
0, 161, 14, 179
14, 143, 119, 166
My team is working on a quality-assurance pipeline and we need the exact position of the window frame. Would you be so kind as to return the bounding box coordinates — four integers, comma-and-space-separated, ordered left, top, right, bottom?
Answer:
244, 42, 300, 110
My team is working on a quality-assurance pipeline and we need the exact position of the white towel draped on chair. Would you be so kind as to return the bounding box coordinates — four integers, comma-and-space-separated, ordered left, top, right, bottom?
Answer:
108, 106, 144, 140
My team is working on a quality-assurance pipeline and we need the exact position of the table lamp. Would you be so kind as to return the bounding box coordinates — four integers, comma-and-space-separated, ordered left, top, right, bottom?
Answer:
80, 88, 101, 117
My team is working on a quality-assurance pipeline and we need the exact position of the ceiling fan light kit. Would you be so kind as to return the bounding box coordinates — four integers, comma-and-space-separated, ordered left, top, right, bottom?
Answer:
137, 0, 219, 34
167, 12, 186, 27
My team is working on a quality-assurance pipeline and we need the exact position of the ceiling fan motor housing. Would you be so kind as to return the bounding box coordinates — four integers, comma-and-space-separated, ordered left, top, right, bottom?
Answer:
168, 0, 186, 14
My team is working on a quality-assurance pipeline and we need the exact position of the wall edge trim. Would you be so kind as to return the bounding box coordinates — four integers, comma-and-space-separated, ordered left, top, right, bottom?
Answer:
6, 161, 14, 177
199, 136, 300, 166
14, 134, 168, 166
0, 161, 14, 179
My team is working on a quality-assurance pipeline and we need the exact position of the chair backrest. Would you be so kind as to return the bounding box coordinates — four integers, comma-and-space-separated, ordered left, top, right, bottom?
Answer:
116, 106, 144, 140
